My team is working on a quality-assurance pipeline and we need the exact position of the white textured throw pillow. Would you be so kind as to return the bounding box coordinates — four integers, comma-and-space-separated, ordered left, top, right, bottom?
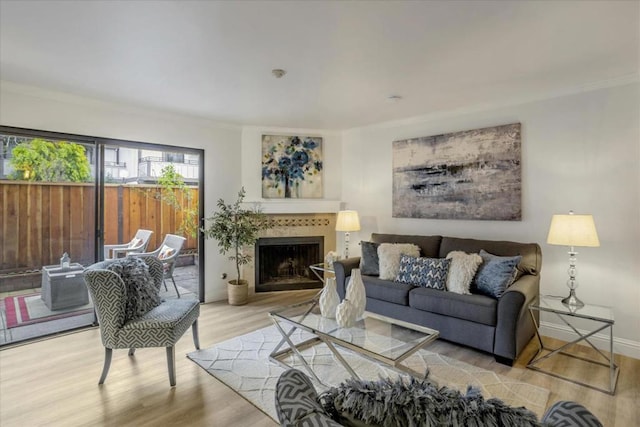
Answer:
445, 251, 483, 294
378, 243, 421, 280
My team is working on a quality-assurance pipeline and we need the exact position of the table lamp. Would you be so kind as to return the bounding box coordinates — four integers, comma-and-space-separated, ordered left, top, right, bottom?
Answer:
547, 211, 600, 308
336, 210, 360, 259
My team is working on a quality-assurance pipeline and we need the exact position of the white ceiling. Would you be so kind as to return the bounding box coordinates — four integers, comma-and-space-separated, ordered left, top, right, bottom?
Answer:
0, 1, 638, 130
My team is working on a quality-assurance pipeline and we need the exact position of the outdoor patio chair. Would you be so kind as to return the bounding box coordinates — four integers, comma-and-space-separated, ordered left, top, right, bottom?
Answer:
84, 256, 200, 387
133, 234, 186, 298
103, 229, 153, 260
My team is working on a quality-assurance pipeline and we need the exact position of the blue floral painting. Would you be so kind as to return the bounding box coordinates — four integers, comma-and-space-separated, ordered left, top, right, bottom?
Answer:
262, 135, 323, 198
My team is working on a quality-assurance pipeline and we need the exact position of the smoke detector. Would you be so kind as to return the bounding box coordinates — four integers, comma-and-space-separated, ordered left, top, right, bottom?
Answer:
272, 69, 287, 79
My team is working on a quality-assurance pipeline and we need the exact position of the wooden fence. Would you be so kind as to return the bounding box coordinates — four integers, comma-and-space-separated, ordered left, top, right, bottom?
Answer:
0, 181, 198, 275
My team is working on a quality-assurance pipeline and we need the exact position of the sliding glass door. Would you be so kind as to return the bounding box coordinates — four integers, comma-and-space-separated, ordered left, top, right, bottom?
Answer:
101, 142, 202, 301
0, 128, 97, 345
1, 126, 204, 346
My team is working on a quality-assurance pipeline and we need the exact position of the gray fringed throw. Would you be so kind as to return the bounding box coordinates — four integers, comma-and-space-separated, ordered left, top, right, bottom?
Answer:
318, 374, 541, 427
106, 257, 161, 321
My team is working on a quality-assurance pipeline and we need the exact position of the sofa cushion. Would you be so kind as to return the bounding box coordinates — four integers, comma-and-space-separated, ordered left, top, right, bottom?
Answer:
439, 236, 540, 277
473, 250, 522, 298
359, 241, 380, 275
409, 287, 497, 326
377, 243, 420, 280
395, 255, 450, 290
445, 251, 483, 295
362, 275, 414, 306
371, 233, 442, 258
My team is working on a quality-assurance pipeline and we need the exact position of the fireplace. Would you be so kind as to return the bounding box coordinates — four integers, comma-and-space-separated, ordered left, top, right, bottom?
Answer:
255, 236, 324, 292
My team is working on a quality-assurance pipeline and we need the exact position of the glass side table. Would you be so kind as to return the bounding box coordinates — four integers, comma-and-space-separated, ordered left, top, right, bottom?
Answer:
527, 295, 619, 394
309, 262, 335, 282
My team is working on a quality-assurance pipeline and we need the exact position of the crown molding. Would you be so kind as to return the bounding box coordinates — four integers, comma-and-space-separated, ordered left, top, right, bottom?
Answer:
346, 73, 640, 132
0, 80, 242, 131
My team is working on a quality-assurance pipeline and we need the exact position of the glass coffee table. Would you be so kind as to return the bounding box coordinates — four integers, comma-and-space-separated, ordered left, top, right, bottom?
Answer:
269, 299, 439, 385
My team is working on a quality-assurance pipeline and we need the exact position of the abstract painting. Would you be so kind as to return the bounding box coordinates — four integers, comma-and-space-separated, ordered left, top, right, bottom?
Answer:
262, 135, 323, 198
392, 123, 521, 220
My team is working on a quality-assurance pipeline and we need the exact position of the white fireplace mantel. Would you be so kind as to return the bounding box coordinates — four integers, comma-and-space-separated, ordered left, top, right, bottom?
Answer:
243, 199, 342, 214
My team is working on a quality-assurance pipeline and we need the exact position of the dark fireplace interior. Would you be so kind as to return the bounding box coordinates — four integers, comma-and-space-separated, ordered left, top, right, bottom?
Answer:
255, 236, 324, 292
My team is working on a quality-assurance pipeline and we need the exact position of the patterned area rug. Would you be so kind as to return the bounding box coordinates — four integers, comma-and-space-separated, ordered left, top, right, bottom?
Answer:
3, 293, 93, 328
188, 326, 550, 422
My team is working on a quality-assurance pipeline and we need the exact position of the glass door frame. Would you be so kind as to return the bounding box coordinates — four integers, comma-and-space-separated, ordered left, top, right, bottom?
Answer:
98, 137, 205, 302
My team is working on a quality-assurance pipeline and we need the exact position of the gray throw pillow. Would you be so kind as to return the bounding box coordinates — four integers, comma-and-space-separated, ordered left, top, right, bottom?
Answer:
473, 250, 522, 298
106, 257, 161, 321
319, 375, 540, 427
359, 241, 380, 276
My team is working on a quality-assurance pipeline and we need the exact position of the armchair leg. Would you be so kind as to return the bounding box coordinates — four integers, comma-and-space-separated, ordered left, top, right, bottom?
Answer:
128, 348, 136, 356
162, 278, 168, 292
99, 348, 113, 385
170, 277, 180, 298
166, 346, 176, 387
192, 320, 200, 350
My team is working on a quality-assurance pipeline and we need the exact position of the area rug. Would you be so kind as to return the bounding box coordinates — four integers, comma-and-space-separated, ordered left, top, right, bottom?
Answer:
3, 293, 93, 328
188, 326, 550, 422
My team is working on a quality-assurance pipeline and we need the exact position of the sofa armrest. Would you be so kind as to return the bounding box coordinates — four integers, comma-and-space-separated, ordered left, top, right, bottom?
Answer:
494, 274, 540, 363
333, 258, 360, 299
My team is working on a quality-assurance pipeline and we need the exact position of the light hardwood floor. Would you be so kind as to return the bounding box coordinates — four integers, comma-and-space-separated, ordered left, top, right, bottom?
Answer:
1, 290, 638, 426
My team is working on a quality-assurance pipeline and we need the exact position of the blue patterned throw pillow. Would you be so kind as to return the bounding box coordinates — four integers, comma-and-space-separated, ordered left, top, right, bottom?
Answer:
473, 250, 522, 298
395, 255, 450, 290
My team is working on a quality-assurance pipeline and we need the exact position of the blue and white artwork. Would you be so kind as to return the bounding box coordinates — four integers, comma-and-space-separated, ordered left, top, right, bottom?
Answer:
392, 123, 521, 220
262, 135, 323, 199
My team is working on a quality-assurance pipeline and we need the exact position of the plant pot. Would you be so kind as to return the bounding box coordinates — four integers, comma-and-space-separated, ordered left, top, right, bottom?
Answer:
228, 279, 249, 306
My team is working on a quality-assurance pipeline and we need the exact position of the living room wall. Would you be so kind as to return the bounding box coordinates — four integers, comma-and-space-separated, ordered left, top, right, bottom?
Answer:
340, 81, 640, 358
0, 81, 243, 302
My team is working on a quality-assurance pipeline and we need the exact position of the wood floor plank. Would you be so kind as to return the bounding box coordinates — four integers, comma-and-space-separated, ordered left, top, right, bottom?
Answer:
1, 290, 638, 426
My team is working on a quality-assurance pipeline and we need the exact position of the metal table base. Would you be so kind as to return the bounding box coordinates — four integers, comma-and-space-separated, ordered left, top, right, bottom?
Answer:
527, 298, 619, 395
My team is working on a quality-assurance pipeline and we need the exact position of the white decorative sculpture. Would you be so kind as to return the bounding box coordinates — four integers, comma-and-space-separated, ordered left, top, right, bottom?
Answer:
319, 277, 340, 319
324, 251, 339, 268
336, 298, 356, 328
346, 268, 366, 319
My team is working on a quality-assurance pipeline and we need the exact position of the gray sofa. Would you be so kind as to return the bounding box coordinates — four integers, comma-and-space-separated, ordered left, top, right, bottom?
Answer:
333, 233, 542, 365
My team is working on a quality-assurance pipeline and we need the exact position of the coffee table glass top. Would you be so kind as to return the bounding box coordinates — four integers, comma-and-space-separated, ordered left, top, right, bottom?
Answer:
270, 299, 439, 362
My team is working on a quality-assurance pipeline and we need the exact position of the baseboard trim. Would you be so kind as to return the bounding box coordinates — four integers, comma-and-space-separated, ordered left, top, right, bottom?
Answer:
539, 321, 640, 360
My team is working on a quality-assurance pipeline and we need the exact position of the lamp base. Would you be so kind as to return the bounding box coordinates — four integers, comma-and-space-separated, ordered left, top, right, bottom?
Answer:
561, 290, 584, 308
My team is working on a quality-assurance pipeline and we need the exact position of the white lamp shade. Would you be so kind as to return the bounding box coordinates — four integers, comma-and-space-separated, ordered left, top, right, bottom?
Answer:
547, 214, 600, 247
336, 210, 361, 232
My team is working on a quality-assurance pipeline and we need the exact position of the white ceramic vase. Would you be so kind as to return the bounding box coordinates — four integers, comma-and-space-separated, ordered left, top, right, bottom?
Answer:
319, 277, 340, 319
346, 268, 366, 319
336, 298, 356, 328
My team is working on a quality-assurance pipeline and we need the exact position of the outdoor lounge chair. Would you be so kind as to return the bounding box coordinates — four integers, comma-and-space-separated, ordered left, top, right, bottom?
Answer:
103, 229, 153, 260
83, 256, 200, 387
132, 234, 186, 298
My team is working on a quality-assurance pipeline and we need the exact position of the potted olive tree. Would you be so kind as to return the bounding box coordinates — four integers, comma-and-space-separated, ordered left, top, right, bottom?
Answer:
202, 188, 269, 305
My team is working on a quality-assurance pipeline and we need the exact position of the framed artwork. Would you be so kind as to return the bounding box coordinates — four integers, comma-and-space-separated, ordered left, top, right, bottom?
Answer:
392, 123, 521, 220
261, 135, 323, 199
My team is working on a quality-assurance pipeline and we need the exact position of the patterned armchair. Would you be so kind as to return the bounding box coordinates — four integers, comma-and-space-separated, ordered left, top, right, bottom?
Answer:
84, 256, 200, 387
275, 369, 603, 427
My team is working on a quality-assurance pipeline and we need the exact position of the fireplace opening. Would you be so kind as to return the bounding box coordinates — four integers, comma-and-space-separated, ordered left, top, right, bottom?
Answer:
255, 236, 324, 292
